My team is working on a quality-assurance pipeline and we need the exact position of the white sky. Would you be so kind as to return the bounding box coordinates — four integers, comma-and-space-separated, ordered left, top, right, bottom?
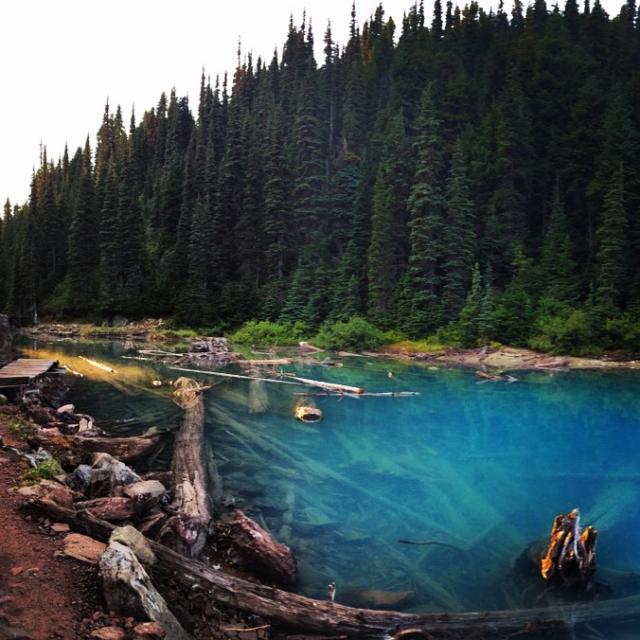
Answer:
0, 0, 623, 207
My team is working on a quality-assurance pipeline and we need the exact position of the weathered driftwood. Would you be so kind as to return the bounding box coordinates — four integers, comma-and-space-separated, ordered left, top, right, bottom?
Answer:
214, 510, 298, 587
23, 500, 640, 639
28, 426, 161, 466
78, 496, 136, 521
285, 375, 365, 394
158, 377, 211, 557
99, 540, 192, 640
541, 508, 597, 584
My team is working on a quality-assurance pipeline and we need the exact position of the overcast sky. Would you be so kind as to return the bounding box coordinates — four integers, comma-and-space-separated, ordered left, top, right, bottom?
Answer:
0, 0, 624, 207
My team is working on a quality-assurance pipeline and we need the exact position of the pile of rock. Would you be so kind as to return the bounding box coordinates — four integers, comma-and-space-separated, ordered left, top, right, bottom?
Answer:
179, 336, 237, 368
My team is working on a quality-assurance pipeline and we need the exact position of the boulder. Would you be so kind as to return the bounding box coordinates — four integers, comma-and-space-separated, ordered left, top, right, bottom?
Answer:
133, 622, 166, 639
89, 452, 140, 497
64, 464, 93, 494
121, 480, 166, 513
99, 542, 191, 640
62, 533, 107, 565
109, 526, 156, 565
17, 480, 75, 509
90, 627, 126, 640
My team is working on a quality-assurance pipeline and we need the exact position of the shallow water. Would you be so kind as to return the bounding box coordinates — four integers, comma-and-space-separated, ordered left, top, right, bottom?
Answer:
22, 339, 640, 635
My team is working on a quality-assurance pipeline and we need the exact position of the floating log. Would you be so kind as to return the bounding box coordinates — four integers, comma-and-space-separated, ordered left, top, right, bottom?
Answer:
284, 375, 365, 394
475, 370, 517, 383
294, 404, 323, 423
158, 377, 211, 558
169, 365, 301, 386
28, 427, 161, 467
214, 510, 298, 587
22, 500, 640, 639
78, 356, 117, 373
294, 391, 420, 398
540, 508, 597, 584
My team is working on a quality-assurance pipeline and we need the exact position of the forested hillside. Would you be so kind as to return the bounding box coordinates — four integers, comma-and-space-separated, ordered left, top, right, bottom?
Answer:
1, 0, 639, 353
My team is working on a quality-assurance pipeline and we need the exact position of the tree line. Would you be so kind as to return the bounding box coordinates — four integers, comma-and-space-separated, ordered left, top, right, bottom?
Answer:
1, 0, 639, 353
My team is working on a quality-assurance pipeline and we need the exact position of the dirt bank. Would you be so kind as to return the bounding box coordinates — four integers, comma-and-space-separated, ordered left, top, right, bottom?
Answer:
0, 410, 99, 639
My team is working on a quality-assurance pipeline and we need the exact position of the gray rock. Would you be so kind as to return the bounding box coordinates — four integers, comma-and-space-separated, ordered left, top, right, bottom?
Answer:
99, 541, 190, 640
89, 452, 140, 497
109, 525, 156, 565
122, 480, 166, 513
0, 393, 8, 406
64, 464, 93, 494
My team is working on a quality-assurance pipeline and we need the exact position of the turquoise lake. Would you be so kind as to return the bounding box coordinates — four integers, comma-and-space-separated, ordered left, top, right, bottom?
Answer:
23, 339, 640, 636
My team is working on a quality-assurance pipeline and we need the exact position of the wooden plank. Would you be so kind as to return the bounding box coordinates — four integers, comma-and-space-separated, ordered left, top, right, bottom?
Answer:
0, 358, 58, 388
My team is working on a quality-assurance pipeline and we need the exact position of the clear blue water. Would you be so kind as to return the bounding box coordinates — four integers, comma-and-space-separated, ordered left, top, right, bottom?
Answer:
23, 339, 640, 635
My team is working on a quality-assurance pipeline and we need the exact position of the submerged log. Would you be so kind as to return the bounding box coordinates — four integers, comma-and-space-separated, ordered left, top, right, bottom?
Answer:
214, 510, 298, 587
23, 501, 640, 639
28, 426, 161, 467
158, 377, 211, 557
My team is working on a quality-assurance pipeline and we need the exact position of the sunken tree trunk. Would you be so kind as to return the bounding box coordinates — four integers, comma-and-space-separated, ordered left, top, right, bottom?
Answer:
158, 377, 211, 557
214, 510, 298, 587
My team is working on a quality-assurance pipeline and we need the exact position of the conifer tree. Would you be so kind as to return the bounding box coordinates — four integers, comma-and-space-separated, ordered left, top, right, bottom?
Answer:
67, 139, 99, 314
441, 144, 475, 321
367, 110, 411, 324
595, 165, 628, 309
402, 87, 446, 335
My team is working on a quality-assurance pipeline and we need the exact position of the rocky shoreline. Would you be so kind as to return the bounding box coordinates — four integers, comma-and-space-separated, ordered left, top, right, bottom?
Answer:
379, 344, 640, 372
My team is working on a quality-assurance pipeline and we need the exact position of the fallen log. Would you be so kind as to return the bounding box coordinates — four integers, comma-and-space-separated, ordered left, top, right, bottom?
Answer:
78, 496, 136, 521
214, 510, 297, 587
28, 426, 161, 467
23, 500, 640, 639
158, 377, 211, 557
284, 375, 365, 394
78, 356, 117, 373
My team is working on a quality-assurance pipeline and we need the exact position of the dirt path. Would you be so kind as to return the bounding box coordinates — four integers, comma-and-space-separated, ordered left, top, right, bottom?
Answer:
0, 412, 99, 640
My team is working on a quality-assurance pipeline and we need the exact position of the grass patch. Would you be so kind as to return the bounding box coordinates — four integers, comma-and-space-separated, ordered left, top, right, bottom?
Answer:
7, 416, 31, 440
22, 459, 63, 485
385, 339, 448, 353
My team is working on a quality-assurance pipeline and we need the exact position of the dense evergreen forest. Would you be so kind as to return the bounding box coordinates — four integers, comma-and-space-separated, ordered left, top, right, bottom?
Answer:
1, 0, 640, 353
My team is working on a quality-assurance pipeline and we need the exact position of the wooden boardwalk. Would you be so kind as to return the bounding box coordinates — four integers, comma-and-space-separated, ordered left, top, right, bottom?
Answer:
0, 358, 58, 389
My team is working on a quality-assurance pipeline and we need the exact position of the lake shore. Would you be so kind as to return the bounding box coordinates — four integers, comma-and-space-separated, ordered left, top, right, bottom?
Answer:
20, 321, 640, 373
377, 344, 640, 372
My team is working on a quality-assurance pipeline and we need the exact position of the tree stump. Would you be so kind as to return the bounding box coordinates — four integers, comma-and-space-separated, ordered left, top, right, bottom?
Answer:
541, 508, 597, 585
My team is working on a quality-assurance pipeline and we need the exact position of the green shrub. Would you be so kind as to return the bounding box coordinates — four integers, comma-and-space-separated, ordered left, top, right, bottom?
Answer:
530, 308, 597, 354
603, 313, 640, 352
313, 317, 386, 351
231, 320, 311, 346
22, 459, 63, 484
7, 416, 31, 439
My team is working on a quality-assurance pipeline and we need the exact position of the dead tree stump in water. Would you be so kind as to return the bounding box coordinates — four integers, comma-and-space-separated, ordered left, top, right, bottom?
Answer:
541, 508, 597, 585
159, 377, 211, 557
